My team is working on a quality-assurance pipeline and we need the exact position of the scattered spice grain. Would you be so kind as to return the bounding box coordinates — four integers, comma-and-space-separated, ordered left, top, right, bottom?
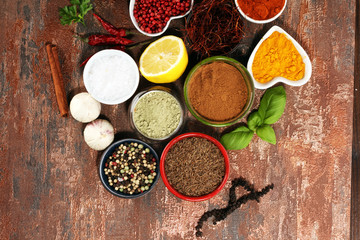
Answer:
164, 137, 225, 197
195, 177, 274, 237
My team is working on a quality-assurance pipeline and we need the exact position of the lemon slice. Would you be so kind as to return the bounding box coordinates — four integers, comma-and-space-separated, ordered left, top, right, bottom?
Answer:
140, 35, 188, 83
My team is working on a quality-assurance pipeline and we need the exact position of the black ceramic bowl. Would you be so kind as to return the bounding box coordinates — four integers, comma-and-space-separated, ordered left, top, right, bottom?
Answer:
99, 138, 160, 198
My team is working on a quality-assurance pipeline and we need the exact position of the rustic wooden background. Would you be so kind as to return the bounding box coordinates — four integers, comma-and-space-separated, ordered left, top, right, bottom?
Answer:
0, 0, 358, 239
352, 0, 360, 238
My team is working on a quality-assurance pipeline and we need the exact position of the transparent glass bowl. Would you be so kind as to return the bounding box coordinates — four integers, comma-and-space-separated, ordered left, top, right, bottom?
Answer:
129, 86, 184, 141
184, 56, 255, 127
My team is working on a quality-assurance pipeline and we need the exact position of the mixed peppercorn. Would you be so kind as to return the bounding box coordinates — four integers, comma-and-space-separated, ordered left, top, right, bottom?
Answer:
104, 142, 157, 195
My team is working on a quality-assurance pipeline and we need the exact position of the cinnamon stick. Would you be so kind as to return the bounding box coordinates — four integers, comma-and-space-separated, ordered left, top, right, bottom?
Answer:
46, 44, 69, 117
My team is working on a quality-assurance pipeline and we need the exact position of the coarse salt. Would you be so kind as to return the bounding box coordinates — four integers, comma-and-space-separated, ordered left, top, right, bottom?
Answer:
84, 50, 139, 105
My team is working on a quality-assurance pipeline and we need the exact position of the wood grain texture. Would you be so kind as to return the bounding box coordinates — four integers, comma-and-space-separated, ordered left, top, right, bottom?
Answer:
0, 0, 355, 239
352, 0, 360, 239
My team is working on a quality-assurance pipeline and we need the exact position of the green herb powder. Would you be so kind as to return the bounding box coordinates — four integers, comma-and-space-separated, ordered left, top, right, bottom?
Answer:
133, 91, 181, 139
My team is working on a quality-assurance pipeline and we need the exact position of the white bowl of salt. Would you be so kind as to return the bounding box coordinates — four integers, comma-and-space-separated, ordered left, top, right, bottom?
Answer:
83, 49, 140, 105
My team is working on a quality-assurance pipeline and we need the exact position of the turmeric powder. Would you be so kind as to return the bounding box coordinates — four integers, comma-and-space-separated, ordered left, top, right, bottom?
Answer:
252, 31, 305, 83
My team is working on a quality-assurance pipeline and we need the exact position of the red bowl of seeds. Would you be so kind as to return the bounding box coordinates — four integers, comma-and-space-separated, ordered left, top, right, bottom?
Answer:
160, 132, 229, 201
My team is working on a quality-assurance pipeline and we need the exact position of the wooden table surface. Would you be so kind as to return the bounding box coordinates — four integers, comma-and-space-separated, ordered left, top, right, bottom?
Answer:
1, 0, 358, 239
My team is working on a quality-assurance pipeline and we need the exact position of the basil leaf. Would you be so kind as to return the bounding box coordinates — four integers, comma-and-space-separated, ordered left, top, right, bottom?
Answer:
256, 125, 276, 145
220, 126, 254, 150
258, 86, 286, 125
247, 111, 263, 131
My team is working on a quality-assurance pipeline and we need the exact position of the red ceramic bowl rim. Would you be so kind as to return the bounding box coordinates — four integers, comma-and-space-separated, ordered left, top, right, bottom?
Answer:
160, 132, 230, 202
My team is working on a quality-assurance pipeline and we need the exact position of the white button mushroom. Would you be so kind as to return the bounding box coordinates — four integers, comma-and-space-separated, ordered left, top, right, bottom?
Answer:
70, 92, 101, 123
84, 119, 114, 151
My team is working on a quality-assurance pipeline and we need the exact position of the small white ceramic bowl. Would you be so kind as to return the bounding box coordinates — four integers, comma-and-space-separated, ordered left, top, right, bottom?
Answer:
83, 49, 139, 105
247, 25, 312, 89
235, 0, 287, 24
129, 0, 194, 37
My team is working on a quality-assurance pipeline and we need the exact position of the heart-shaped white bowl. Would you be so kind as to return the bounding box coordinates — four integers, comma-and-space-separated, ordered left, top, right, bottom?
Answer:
129, 0, 194, 37
247, 25, 312, 89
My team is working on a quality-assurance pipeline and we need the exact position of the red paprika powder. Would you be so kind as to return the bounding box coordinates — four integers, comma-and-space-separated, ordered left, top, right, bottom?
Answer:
237, 0, 285, 21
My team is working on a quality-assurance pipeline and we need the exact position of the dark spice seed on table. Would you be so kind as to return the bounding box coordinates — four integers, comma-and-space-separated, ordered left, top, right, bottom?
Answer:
104, 142, 157, 195
164, 137, 225, 197
195, 177, 274, 237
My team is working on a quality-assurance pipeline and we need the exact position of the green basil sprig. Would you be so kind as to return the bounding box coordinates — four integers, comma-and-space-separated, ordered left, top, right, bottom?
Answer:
220, 86, 286, 150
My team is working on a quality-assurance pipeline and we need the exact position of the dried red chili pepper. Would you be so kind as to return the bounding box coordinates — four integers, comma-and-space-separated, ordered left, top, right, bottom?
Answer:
80, 55, 93, 67
93, 13, 128, 37
79, 34, 134, 46
111, 45, 126, 51
79, 45, 126, 67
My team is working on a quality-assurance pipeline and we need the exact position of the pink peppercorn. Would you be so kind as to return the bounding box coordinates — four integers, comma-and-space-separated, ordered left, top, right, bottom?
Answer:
134, 0, 191, 34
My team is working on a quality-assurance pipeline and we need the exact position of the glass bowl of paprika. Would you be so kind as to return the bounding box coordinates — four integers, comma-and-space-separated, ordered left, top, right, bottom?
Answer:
234, 0, 287, 24
184, 56, 254, 127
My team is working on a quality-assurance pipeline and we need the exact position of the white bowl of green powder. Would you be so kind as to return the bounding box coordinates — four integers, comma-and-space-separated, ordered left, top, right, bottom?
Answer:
129, 86, 184, 141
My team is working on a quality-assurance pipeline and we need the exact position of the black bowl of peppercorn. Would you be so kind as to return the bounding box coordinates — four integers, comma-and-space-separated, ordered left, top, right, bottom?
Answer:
99, 138, 160, 198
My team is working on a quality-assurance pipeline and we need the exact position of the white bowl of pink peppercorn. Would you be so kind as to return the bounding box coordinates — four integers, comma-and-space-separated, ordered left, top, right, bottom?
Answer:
129, 0, 194, 37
